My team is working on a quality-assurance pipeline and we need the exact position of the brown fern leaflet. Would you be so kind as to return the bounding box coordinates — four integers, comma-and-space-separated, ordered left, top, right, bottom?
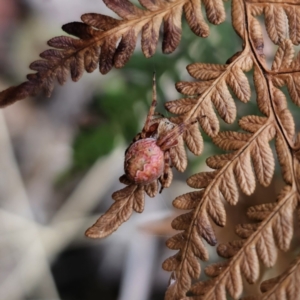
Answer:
0, 0, 226, 107
254, 254, 300, 300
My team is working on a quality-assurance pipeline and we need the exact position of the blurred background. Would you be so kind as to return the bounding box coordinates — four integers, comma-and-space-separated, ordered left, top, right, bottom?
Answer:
0, 1, 298, 300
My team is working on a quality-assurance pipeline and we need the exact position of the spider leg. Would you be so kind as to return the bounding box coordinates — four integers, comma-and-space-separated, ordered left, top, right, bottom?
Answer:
159, 151, 173, 193
156, 123, 185, 151
153, 111, 165, 118
141, 72, 157, 138
157, 119, 197, 151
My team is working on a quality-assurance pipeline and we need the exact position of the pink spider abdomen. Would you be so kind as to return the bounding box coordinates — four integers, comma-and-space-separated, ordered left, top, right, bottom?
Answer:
124, 138, 164, 185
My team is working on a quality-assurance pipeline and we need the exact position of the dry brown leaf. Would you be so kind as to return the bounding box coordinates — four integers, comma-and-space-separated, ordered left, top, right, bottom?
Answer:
256, 226, 278, 267
235, 223, 260, 239
165, 98, 197, 115
239, 115, 267, 133
186, 186, 298, 299
172, 211, 194, 231
187, 171, 218, 189
259, 255, 300, 299
205, 261, 230, 278
272, 39, 294, 71
272, 87, 295, 141
196, 211, 217, 246
226, 65, 251, 103
227, 264, 243, 298
253, 65, 270, 116
211, 80, 236, 124
197, 100, 219, 137
170, 136, 188, 172
264, 4, 287, 45
247, 203, 277, 221
173, 191, 204, 210
272, 189, 297, 251
144, 180, 159, 197
183, 122, 203, 155
249, 15, 264, 58
284, 74, 300, 106
284, 6, 300, 45
251, 135, 275, 187
86, 184, 139, 238
219, 170, 239, 205
206, 152, 236, 169
175, 80, 212, 96
206, 186, 226, 226
241, 246, 260, 284
202, 0, 226, 25
231, 0, 246, 39
234, 151, 256, 195
163, 6, 183, 54
184, 0, 210, 37
213, 131, 251, 150
275, 134, 293, 184
250, 4, 264, 17
187, 63, 227, 80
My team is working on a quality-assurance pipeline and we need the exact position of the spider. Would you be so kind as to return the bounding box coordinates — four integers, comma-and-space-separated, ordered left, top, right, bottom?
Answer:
123, 73, 189, 192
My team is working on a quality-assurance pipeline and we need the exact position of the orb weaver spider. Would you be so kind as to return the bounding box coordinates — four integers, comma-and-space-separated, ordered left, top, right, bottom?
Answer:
85, 73, 194, 239
124, 73, 190, 192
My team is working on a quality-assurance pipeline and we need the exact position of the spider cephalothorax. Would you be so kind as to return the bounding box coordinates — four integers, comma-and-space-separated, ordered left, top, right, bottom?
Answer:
123, 74, 187, 192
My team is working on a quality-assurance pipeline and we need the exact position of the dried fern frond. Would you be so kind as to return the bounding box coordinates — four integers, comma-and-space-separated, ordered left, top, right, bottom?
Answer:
162, 114, 277, 299
163, 23, 300, 297
0, 0, 227, 107
86, 177, 157, 238
271, 39, 300, 108
249, 2, 300, 46
2, 0, 300, 299
164, 52, 253, 151
184, 186, 298, 300
256, 255, 300, 300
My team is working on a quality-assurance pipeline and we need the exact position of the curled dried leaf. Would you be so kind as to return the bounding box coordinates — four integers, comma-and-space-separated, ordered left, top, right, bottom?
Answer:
86, 184, 139, 238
